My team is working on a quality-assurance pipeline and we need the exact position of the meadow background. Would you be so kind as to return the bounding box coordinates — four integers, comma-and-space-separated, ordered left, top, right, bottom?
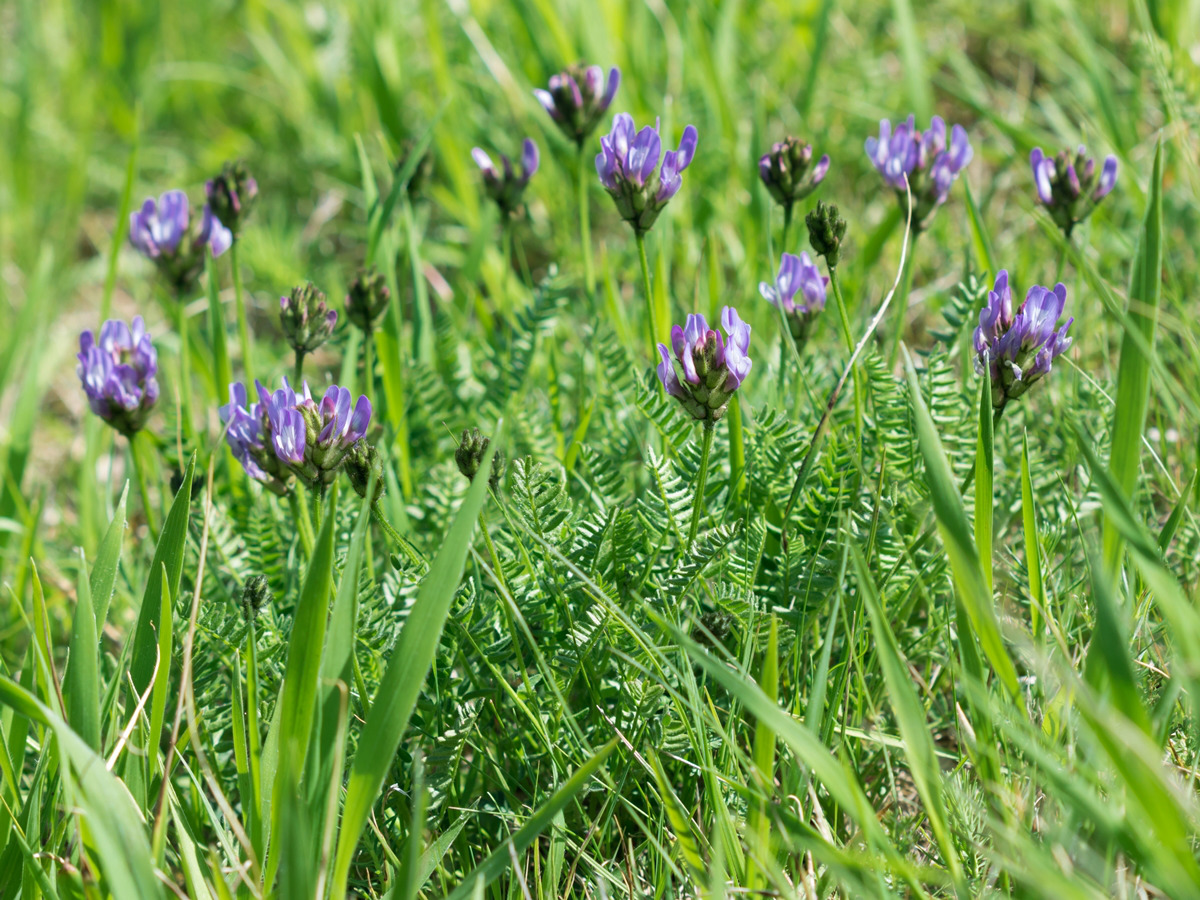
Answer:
2, 0, 1200, 896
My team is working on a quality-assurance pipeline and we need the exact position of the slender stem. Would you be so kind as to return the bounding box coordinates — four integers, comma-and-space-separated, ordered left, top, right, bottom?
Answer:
513, 229, 533, 289
293, 350, 306, 386
288, 490, 314, 557
478, 512, 512, 600
829, 267, 865, 439
776, 204, 797, 390
687, 423, 716, 550
362, 330, 375, 398
501, 222, 514, 314
175, 297, 193, 440
205, 252, 232, 402
636, 232, 656, 353
314, 485, 325, 531
1053, 238, 1069, 284
128, 430, 159, 536
781, 202, 794, 255
402, 197, 432, 367
231, 240, 254, 385
577, 142, 595, 302
887, 230, 919, 369
372, 502, 424, 567
244, 622, 263, 857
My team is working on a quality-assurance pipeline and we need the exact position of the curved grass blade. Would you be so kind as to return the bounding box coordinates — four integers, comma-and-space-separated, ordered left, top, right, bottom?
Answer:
329, 431, 501, 896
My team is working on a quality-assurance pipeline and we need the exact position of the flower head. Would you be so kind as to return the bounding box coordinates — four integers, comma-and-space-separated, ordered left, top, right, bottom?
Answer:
759, 137, 829, 211
345, 440, 386, 503
129, 190, 232, 293
596, 113, 698, 235
344, 266, 391, 334
77, 317, 159, 436
656, 306, 752, 422
760, 252, 828, 353
973, 270, 1073, 411
1030, 145, 1118, 236
534, 64, 620, 146
806, 200, 848, 268
221, 377, 372, 492
864, 115, 973, 231
473, 139, 539, 217
280, 282, 337, 357
205, 160, 258, 239
455, 427, 505, 491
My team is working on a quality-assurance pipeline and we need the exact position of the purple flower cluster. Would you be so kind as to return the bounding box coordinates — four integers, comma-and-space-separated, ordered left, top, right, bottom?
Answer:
865, 115, 973, 230
597, 114, 698, 235
656, 307, 752, 422
472, 140, 539, 217
534, 65, 620, 146
1030, 145, 1118, 236
759, 137, 830, 212
760, 252, 828, 351
129, 190, 232, 293
973, 270, 1074, 411
77, 317, 160, 436
205, 160, 258, 239
221, 379, 372, 492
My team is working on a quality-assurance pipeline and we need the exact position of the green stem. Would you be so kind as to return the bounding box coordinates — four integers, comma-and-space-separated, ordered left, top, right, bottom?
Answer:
781, 202, 794, 255
174, 296, 193, 440
887, 231, 919, 368
205, 252, 232, 402
577, 143, 595, 302
362, 330, 375, 398
231, 240, 254, 385
829, 268, 865, 439
777, 204, 795, 385
636, 231, 656, 353
402, 197, 433, 367
293, 350, 306, 387
244, 622, 263, 857
313, 485, 325, 532
687, 423, 716, 550
372, 502, 424, 568
288, 491, 314, 558
1053, 238, 1069, 284
501, 222, 514, 314
129, 430, 159, 537
513, 229, 533, 289
728, 393, 746, 502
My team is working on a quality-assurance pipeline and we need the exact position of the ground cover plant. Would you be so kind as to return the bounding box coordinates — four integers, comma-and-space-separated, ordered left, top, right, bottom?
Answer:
2, 0, 1200, 896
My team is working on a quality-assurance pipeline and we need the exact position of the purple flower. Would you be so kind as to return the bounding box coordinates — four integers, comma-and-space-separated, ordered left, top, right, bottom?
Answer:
205, 160, 258, 238
759, 137, 829, 211
760, 252, 828, 353
656, 306, 752, 421
257, 378, 309, 466
311, 385, 372, 466
973, 270, 1073, 411
129, 190, 232, 293
534, 64, 620, 145
280, 282, 337, 359
77, 317, 159, 436
473, 139, 539, 216
597, 113, 698, 235
1029, 145, 1118, 236
864, 115, 972, 230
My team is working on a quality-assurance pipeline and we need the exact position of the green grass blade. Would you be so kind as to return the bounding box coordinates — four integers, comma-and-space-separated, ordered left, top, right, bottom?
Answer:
891, 0, 933, 121
0, 676, 166, 898
329, 433, 500, 895
1103, 137, 1164, 574
963, 179, 997, 277
975, 362, 994, 593
904, 349, 1018, 695
65, 549, 100, 751
1019, 431, 1046, 638
853, 544, 965, 891
440, 740, 617, 900
265, 483, 338, 889
90, 483, 127, 627
129, 453, 195, 697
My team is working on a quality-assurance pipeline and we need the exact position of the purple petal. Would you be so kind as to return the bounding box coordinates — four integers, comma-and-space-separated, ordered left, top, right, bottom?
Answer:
471, 148, 496, 176
811, 154, 830, 185
348, 395, 372, 441
673, 125, 698, 171
521, 138, 539, 180
533, 89, 559, 119
1095, 155, 1118, 199
600, 67, 620, 111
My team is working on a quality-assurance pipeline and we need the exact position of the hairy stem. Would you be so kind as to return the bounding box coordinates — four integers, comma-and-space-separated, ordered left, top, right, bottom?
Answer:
578, 142, 595, 301
231, 240, 254, 385
129, 430, 159, 537
688, 422, 716, 550
636, 231, 656, 353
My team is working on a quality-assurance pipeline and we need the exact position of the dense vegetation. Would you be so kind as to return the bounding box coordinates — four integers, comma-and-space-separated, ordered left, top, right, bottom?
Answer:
2, 0, 1199, 896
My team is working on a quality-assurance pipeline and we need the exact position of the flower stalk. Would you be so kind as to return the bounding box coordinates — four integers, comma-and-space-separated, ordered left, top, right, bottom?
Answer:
688, 422, 716, 549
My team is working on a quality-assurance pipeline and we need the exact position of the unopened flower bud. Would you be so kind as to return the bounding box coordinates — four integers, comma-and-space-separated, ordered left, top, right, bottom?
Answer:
345, 439, 386, 503
806, 201, 847, 268
455, 428, 505, 491
759, 137, 829, 212
280, 282, 337, 356
205, 161, 258, 239
397, 140, 435, 202
241, 574, 272, 620
345, 267, 390, 334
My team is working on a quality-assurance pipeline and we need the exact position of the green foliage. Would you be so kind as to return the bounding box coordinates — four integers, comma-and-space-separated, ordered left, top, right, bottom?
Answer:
3, 0, 1200, 896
